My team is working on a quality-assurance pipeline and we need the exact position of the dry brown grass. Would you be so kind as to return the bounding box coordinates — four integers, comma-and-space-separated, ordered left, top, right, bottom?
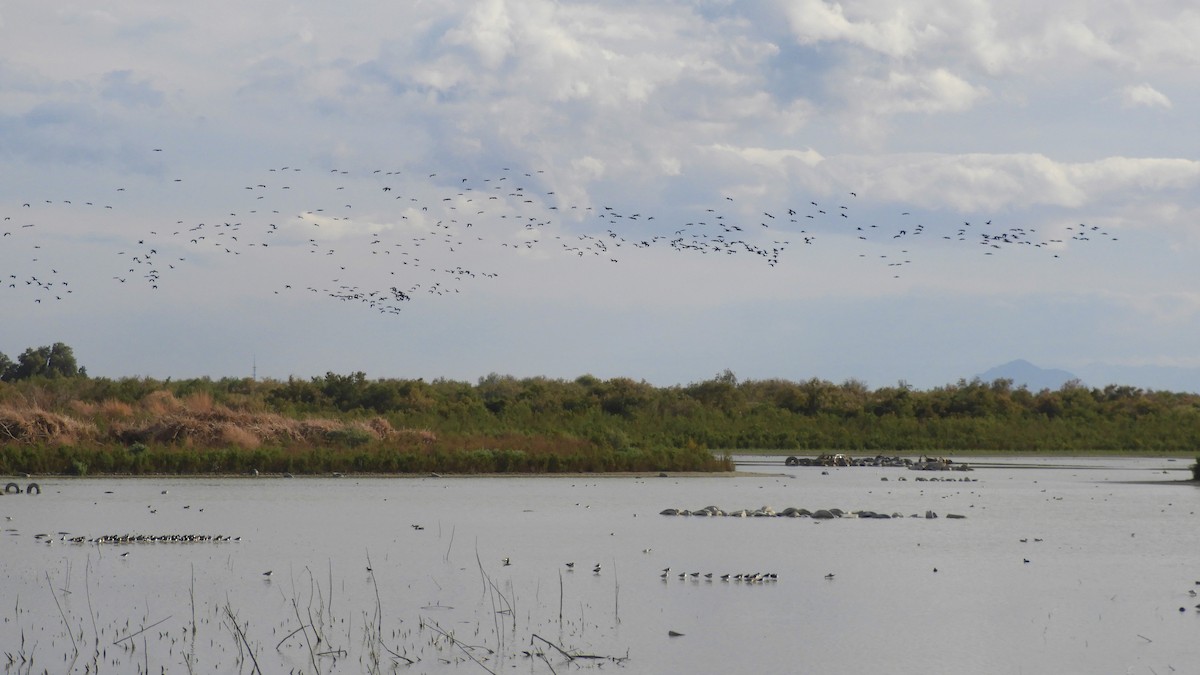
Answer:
99, 399, 135, 419
0, 405, 97, 445
363, 416, 395, 438
397, 427, 438, 446
141, 390, 184, 416
0, 390, 435, 452
68, 400, 97, 417
108, 405, 425, 449
69, 398, 135, 423
355, 417, 435, 444
184, 391, 214, 413
218, 424, 261, 449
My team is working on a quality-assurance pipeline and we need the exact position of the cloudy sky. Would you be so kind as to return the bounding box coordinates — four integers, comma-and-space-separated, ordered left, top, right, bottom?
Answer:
2, 1, 1198, 390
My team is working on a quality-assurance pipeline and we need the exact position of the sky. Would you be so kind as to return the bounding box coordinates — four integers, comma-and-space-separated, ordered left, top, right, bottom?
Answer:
2, 1, 1198, 391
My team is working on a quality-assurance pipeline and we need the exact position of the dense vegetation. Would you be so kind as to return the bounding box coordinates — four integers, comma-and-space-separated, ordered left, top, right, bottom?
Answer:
0, 342, 83, 381
2, 342, 1199, 476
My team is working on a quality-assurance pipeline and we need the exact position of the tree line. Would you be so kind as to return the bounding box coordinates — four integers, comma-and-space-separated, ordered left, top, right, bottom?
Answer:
2, 353, 1198, 453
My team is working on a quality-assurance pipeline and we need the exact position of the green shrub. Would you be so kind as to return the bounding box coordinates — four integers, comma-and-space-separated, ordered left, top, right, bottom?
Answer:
324, 428, 373, 448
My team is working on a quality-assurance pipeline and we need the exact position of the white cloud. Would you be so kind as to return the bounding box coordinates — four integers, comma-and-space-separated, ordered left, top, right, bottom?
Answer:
781, 0, 937, 58
831, 153, 1200, 212
443, 0, 515, 70
850, 67, 989, 116
1119, 83, 1172, 109
1104, 290, 1200, 325
1068, 156, 1198, 193
708, 144, 824, 169
775, 0, 1200, 104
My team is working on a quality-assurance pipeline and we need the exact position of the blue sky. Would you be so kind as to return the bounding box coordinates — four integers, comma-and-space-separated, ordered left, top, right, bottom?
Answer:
2, 1, 1198, 390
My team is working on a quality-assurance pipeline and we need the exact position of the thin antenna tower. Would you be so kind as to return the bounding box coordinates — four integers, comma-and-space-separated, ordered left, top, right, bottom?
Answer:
252, 352, 257, 381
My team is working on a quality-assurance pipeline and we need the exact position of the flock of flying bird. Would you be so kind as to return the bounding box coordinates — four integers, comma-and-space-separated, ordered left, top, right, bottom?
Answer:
1, 148, 1118, 315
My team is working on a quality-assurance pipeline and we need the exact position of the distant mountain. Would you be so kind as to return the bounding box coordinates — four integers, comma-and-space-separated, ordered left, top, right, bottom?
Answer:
976, 359, 1200, 393
976, 359, 1079, 391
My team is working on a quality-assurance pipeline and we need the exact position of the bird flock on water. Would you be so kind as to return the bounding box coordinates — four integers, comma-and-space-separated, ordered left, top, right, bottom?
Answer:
2, 148, 1119, 315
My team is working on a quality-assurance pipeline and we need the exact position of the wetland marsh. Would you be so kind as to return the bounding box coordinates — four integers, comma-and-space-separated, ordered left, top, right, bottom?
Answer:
2, 456, 1197, 674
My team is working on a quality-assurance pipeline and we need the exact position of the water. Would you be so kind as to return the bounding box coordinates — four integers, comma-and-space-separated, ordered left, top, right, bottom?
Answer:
1, 457, 1196, 674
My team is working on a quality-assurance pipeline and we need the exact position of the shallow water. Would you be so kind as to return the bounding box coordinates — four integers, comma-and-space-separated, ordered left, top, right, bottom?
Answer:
1, 456, 1197, 674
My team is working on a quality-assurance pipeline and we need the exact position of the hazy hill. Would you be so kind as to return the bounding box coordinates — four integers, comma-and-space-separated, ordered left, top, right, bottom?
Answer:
977, 360, 1079, 391
978, 359, 1200, 393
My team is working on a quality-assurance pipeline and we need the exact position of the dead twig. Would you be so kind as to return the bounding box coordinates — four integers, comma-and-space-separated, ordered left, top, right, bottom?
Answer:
530, 634, 628, 662
275, 625, 308, 650
425, 619, 497, 675
44, 572, 78, 656
292, 597, 322, 674
112, 614, 172, 645
223, 605, 263, 675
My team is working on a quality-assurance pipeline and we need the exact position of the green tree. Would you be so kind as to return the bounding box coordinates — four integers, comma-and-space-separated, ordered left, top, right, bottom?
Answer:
10, 342, 82, 380
477, 373, 521, 415
319, 371, 367, 411
0, 351, 13, 381
598, 377, 655, 418
684, 370, 744, 413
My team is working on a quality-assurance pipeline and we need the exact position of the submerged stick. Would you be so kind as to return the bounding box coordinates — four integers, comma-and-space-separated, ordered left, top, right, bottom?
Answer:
474, 545, 503, 655
190, 562, 197, 635
531, 634, 575, 661
613, 561, 620, 625
85, 557, 99, 648
366, 551, 384, 640
425, 620, 498, 675
275, 625, 308, 650
223, 605, 263, 675
45, 572, 78, 656
475, 542, 487, 597
113, 615, 173, 645
537, 651, 559, 675
381, 642, 416, 665
529, 635, 620, 661
292, 598, 321, 675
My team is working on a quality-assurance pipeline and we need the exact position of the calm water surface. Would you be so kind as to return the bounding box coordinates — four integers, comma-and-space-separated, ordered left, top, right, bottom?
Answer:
1, 456, 1197, 674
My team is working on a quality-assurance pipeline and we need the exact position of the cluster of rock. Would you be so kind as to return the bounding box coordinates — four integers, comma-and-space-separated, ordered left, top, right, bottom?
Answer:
660, 506, 966, 520
909, 458, 973, 471
880, 476, 976, 482
783, 455, 973, 471
785, 454, 910, 467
